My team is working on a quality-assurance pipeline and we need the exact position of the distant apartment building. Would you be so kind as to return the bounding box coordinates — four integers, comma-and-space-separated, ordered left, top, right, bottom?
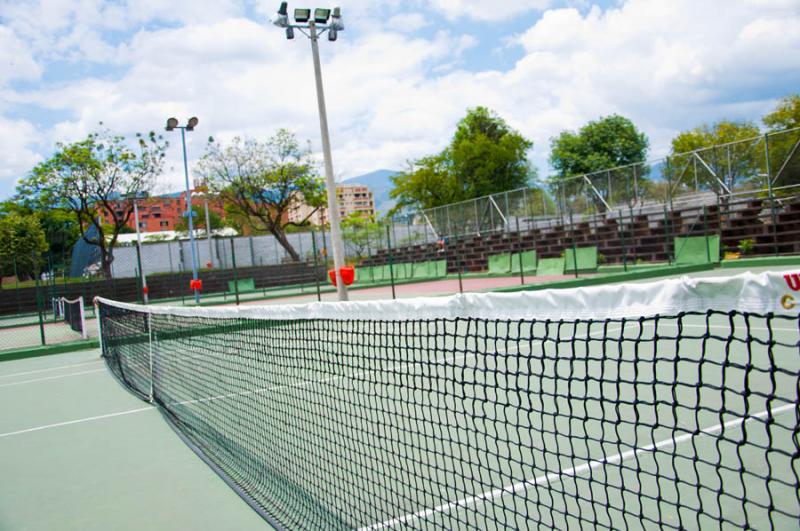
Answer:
290, 184, 376, 225
99, 192, 225, 233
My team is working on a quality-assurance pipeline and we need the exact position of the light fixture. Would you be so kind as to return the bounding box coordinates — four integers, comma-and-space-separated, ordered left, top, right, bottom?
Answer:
330, 6, 343, 30
166, 117, 178, 131
286, 26, 295, 39
271, 1, 289, 27
314, 8, 330, 23
294, 8, 310, 22
187, 116, 199, 131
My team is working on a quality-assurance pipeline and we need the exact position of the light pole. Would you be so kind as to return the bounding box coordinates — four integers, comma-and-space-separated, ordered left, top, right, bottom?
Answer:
166, 116, 201, 304
271, 3, 349, 301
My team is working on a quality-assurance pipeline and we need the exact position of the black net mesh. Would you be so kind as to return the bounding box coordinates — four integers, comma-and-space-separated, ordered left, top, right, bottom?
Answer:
57, 297, 85, 335
98, 300, 800, 530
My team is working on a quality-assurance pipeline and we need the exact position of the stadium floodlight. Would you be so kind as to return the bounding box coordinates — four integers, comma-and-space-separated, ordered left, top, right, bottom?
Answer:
314, 8, 330, 23
294, 8, 311, 22
268, 3, 347, 300
164, 117, 202, 303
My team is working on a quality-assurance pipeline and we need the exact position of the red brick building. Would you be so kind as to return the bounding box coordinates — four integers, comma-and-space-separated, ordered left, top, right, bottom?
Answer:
99, 192, 225, 233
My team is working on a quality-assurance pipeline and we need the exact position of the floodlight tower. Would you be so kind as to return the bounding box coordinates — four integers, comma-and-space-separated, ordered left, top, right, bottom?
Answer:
271, 2, 349, 301
166, 116, 202, 304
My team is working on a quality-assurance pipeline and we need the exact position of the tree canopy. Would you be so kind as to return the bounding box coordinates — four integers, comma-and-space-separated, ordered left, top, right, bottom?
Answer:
15, 128, 167, 278
549, 114, 649, 208
763, 94, 800, 131
174, 204, 226, 234
196, 129, 325, 262
668, 120, 761, 194
390, 107, 533, 214
0, 212, 48, 282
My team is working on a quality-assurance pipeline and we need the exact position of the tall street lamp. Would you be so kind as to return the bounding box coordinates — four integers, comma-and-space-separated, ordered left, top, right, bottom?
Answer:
166, 116, 201, 304
271, 3, 349, 301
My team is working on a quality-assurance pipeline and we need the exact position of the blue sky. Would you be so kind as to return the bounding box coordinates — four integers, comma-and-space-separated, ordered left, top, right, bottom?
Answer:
1, 0, 798, 199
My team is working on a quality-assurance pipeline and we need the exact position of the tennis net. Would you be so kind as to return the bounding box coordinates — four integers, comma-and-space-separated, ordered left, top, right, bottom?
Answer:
97, 272, 800, 530
54, 296, 87, 338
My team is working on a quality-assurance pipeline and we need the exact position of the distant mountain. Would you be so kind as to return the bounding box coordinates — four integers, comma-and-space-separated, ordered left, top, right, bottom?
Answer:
343, 169, 399, 215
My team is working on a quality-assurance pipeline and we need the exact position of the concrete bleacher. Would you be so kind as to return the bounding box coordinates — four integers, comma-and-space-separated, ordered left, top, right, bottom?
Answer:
362, 193, 800, 274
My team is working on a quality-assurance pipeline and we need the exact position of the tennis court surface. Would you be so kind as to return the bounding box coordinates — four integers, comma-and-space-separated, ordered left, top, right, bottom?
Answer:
88, 271, 799, 530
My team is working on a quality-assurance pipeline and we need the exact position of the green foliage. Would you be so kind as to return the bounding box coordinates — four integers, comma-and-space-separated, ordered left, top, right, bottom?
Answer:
0, 202, 79, 267
667, 121, 761, 194
763, 94, 800, 189
15, 127, 167, 277
550, 115, 649, 177
549, 115, 648, 208
738, 238, 755, 255
0, 212, 49, 281
390, 107, 533, 213
763, 94, 800, 131
174, 204, 226, 233
197, 129, 324, 261
340, 213, 382, 264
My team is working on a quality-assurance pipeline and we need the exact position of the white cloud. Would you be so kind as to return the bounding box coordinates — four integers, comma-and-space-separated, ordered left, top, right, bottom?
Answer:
0, 116, 40, 193
428, 0, 553, 21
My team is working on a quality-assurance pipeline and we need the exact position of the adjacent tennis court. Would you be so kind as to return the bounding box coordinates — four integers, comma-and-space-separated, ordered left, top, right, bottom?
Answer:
1, 271, 798, 530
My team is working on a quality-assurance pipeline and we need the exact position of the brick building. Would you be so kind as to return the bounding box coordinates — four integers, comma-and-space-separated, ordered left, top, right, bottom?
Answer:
99, 192, 225, 233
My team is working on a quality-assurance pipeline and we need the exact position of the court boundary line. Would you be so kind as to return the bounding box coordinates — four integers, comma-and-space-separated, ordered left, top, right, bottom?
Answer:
0, 358, 103, 379
360, 402, 798, 530
0, 405, 154, 439
0, 368, 107, 388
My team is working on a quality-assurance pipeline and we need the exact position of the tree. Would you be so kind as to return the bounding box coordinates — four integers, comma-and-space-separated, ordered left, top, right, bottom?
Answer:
0, 212, 48, 282
0, 201, 79, 271
16, 128, 167, 278
340, 213, 381, 264
549, 115, 649, 209
668, 120, 761, 195
763, 94, 800, 189
763, 94, 800, 131
174, 204, 226, 233
196, 130, 325, 262
390, 107, 533, 214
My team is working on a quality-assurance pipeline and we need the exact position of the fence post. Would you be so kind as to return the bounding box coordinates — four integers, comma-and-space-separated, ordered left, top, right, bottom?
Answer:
703, 206, 711, 263
764, 133, 779, 256
516, 216, 525, 286
34, 255, 46, 346
230, 238, 240, 306
386, 224, 396, 300
569, 209, 579, 278
310, 229, 322, 302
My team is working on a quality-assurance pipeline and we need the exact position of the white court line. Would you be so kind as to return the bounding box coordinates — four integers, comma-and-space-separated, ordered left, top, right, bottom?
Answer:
360, 402, 798, 530
0, 368, 107, 388
0, 406, 154, 439
0, 359, 103, 379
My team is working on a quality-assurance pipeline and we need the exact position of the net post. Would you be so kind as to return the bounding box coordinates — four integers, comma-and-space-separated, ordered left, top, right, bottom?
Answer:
94, 298, 103, 358
385, 224, 396, 300
147, 312, 155, 403
78, 296, 87, 339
